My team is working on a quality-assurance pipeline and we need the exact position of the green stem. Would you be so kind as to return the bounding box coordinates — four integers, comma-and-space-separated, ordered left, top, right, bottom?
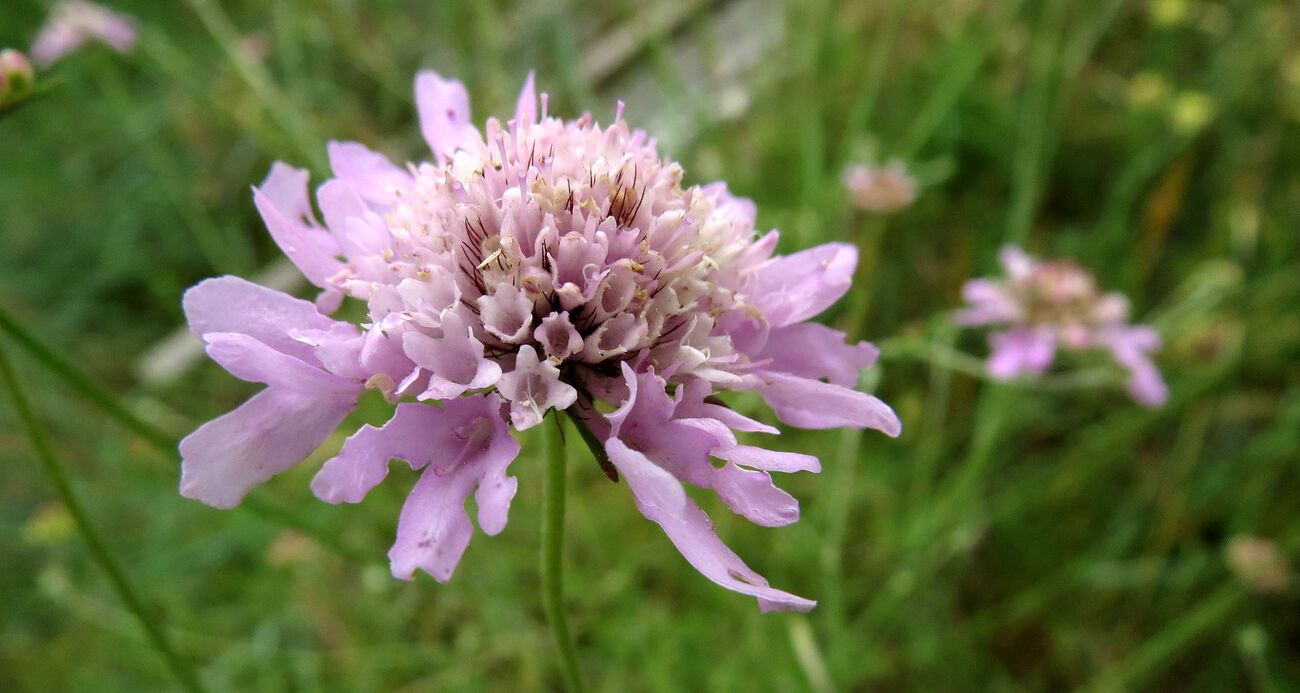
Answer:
0, 303, 369, 564
180, 0, 328, 172
1080, 585, 1244, 693
898, 0, 1028, 159
0, 305, 175, 451
0, 342, 207, 693
541, 415, 586, 692
843, 0, 908, 139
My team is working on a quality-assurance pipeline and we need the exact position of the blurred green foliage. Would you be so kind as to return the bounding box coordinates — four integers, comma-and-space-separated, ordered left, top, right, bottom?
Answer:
2, 0, 1298, 690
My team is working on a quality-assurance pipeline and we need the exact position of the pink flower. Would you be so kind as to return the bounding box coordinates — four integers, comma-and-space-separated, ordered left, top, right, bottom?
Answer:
30, 1, 137, 68
0, 49, 36, 107
957, 245, 1168, 406
180, 71, 899, 611
842, 160, 918, 213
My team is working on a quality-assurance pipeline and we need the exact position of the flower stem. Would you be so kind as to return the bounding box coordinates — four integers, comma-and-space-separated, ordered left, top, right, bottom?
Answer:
0, 304, 368, 564
541, 414, 586, 692
0, 305, 175, 451
0, 342, 207, 693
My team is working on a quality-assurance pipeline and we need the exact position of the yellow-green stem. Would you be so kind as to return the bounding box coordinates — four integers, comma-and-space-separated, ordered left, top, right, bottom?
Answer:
541, 415, 586, 692
0, 342, 206, 693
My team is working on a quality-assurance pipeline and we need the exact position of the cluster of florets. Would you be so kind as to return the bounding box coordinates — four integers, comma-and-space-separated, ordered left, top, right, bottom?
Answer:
957, 245, 1167, 406
180, 72, 899, 611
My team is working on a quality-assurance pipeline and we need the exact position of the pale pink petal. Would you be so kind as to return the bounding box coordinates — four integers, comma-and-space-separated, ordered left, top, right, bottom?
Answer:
674, 380, 778, 435
387, 395, 521, 581
712, 463, 801, 527
606, 439, 815, 612
748, 242, 857, 327
759, 370, 901, 435
183, 275, 337, 362
257, 162, 315, 222
514, 71, 537, 126
999, 244, 1036, 280
403, 313, 502, 400
496, 345, 577, 429
311, 404, 436, 504
758, 323, 877, 388
326, 140, 413, 206
179, 388, 353, 509
316, 179, 371, 252
954, 279, 1021, 326
31, 23, 84, 66
610, 366, 809, 527
254, 164, 342, 287
202, 333, 358, 398
715, 445, 821, 474
1097, 325, 1168, 407
534, 311, 583, 360
477, 285, 535, 343
415, 71, 482, 161
987, 327, 1056, 379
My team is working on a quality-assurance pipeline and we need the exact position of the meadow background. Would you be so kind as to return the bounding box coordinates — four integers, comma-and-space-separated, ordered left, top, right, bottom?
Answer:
2, 0, 1299, 690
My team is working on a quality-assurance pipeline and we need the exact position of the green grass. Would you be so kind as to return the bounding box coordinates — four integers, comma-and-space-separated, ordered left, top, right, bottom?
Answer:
2, 0, 1299, 690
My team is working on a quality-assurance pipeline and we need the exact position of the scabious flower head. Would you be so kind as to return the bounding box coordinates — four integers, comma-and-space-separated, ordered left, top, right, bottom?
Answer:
956, 245, 1168, 406
0, 49, 36, 107
842, 160, 917, 213
180, 71, 899, 611
30, 1, 137, 68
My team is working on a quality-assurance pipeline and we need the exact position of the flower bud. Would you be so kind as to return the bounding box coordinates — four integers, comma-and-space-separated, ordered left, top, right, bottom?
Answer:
0, 49, 36, 108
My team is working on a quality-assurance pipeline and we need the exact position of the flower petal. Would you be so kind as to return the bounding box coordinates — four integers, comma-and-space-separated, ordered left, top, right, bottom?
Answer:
403, 313, 502, 400
415, 71, 482, 162
327, 140, 413, 206
715, 445, 821, 474
758, 322, 877, 388
311, 402, 437, 504
183, 275, 338, 362
203, 333, 358, 398
986, 326, 1056, 379
496, 345, 577, 430
179, 388, 354, 509
514, 70, 537, 126
1097, 325, 1168, 407
748, 242, 857, 327
759, 370, 901, 435
387, 396, 520, 581
606, 439, 815, 612
954, 279, 1021, 326
254, 164, 342, 287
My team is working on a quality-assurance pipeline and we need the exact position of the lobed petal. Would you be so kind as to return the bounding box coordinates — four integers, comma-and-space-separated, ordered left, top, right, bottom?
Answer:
758, 322, 877, 388
415, 71, 482, 162
606, 439, 815, 612
387, 395, 521, 581
203, 332, 358, 398
759, 370, 901, 436
986, 326, 1056, 379
327, 140, 413, 207
183, 275, 337, 363
254, 163, 342, 288
179, 388, 354, 509
748, 242, 857, 327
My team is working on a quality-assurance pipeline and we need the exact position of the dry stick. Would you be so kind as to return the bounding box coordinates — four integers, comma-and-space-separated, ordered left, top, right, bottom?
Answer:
0, 342, 207, 693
